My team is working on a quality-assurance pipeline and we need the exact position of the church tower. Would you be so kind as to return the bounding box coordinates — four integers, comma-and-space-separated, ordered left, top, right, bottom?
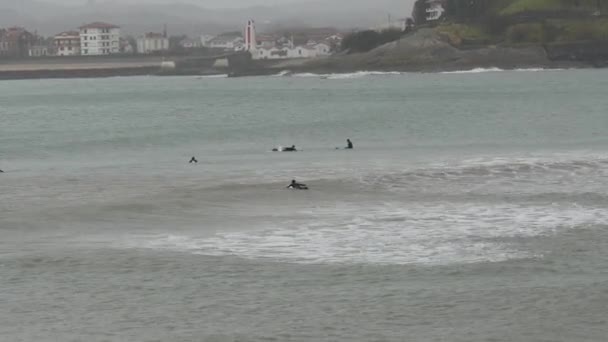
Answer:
245, 20, 257, 53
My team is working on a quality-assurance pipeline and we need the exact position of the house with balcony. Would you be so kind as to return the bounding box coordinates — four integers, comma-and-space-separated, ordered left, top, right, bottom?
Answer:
54, 31, 81, 56
79, 22, 120, 56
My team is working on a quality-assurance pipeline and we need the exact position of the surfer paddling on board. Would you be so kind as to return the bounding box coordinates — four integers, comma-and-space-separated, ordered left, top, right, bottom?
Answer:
273, 145, 298, 152
287, 179, 308, 190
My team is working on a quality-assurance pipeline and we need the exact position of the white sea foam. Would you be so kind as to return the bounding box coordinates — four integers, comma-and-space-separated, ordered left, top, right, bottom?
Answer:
292, 71, 402, 79
198, 74, 229, 79
128, 203, 608, 265
442, 67, 563, 74
273, 70, 292, 77
442, 67, 505, 74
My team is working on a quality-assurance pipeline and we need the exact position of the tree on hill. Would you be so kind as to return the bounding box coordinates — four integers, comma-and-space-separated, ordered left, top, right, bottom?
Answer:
445, 0, 496, 20
412, 0, 431, 25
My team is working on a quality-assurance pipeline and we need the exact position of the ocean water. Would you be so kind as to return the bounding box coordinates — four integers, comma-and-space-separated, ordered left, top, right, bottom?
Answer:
1, 70, 608, 341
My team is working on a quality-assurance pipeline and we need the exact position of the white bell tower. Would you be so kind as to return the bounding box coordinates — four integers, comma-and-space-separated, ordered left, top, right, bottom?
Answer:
245, 20, 257, 53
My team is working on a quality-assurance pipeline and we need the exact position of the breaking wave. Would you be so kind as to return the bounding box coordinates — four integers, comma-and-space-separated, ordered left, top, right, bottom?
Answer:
127, 203, 608, 265
442, 67, 563, 74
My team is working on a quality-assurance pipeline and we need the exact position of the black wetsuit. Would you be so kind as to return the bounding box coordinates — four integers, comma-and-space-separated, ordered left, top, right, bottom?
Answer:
347, 139, 353, 149
189, 157, 198, 164
288, 181, 308, 190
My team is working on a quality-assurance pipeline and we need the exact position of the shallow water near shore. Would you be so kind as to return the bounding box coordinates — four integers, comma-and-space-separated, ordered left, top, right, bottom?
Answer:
1, 69, 608, 341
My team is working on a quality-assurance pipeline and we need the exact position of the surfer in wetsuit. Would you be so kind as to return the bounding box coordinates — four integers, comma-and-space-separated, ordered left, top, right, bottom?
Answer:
347, 139, 353, 149
189, 156, 198, 164
287, 179, 308, 190
283, 145, 297, 152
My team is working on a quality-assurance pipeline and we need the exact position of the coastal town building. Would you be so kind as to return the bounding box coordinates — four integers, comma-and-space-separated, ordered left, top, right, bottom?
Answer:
29, 43, 51, 57
206, 32, 244, 50
240, 19, 337, 60
54, 31, 81, 56
426, 0, 445, 21
180, 38, 203, 49
255, 41, 331, 60
0, 27, 35, 58
79, 22, 120, 56
137, 32, 169, 54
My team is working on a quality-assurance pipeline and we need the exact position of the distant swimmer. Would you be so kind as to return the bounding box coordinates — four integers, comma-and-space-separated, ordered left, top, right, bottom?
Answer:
189, 156, 198, 164
347, 139, 353, 149
287, 179, 308, 190
0, 169, 3, 173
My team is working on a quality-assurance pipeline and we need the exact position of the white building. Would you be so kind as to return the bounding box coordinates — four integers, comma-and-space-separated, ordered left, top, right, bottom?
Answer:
256, 42, 331, 60
207, 32, 243, 50
426, 0, 445, 21
136, 33, 169, 54
313, 42, 331, 56
54, 31, 81, 56
79, 22, 120, 56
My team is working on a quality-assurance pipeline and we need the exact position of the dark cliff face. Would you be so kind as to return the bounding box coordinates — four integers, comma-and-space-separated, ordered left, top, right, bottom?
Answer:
546, 41, 608, 65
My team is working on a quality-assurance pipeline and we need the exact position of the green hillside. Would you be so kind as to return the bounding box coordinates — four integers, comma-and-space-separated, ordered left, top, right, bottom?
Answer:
500, 0, 600, 15
434, 0, 607, 45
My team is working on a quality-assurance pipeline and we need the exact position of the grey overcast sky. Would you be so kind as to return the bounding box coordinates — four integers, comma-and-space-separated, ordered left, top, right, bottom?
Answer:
33, 0, 416, 10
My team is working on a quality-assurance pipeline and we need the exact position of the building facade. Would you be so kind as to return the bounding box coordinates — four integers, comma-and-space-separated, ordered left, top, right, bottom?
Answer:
426, 0, 445, 21
0, 27, 35, 58
54, 31, 81, 56
79, 22, 120, 56
137, 33, 169, 54
207, 32, 243, 50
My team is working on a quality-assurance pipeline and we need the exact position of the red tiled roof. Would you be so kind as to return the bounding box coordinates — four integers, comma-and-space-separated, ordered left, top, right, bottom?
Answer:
80, 22, 120, 29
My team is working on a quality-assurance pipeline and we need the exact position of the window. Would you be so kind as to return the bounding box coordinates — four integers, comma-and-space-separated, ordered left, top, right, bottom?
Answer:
83, 49, 88, 54
84, 43, 88, 47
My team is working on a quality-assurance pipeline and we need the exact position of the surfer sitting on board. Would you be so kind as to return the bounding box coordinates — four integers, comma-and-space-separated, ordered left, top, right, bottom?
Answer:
287, 179, 308, 190
347, 139, 353, 149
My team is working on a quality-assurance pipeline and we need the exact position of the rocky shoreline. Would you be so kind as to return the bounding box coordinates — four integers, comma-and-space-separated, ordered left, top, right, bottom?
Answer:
259, 28, 600, 75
